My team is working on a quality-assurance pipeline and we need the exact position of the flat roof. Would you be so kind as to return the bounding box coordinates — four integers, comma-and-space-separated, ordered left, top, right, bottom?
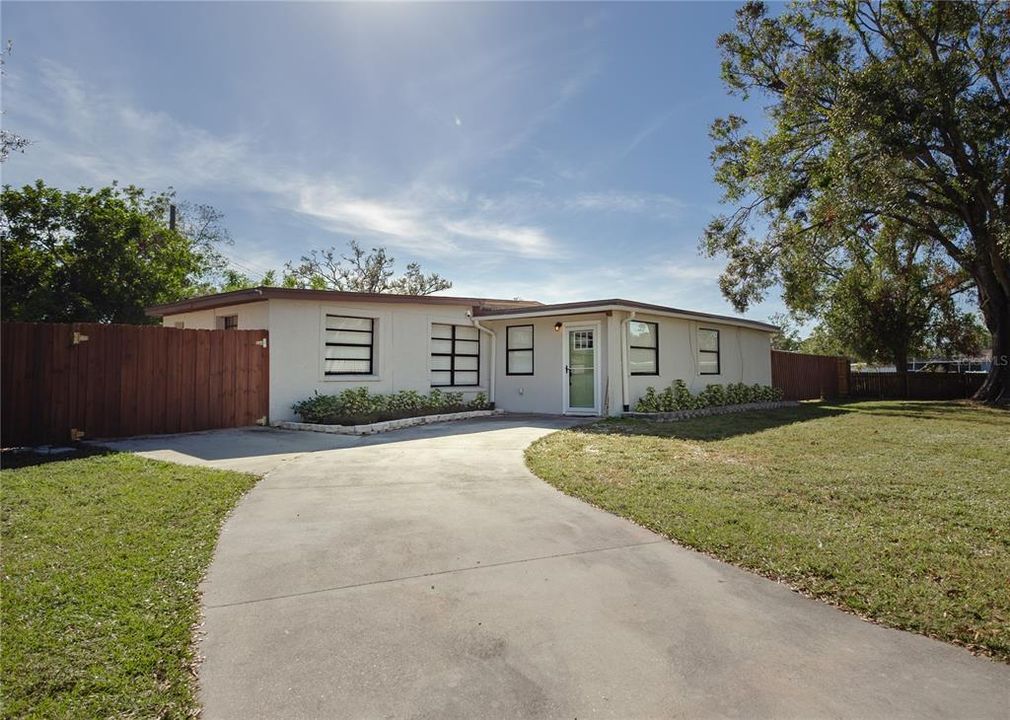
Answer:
146, 287, 541, 317
474, 298, 778, 332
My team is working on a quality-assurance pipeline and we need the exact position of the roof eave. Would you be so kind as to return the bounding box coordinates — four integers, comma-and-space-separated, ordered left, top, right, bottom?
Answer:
146, 287, 541, 318
475, 300, 778, 333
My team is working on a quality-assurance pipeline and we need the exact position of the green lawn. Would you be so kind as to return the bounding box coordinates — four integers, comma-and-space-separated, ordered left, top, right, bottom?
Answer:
1, 453, 257, 719
526, 400, 1010, 661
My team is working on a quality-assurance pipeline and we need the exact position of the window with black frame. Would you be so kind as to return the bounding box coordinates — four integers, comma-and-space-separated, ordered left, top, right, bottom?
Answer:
431, 323, 480, 386
628, 320, 658, 375
698, 327, 720, 375
323, 315, 374, 375
506, 324, 534, 375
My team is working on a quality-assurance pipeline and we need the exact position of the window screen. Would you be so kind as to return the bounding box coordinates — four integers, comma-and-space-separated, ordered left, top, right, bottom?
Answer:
629, 320, 658, 375
698, 328, 720, 375
431, 323, 480, 386
324, 315, 374, 375
506, 325, 534, 375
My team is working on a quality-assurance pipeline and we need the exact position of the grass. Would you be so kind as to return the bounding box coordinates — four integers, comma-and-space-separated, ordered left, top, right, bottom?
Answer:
525, 400, 1010, 661
1, 453, 258, 719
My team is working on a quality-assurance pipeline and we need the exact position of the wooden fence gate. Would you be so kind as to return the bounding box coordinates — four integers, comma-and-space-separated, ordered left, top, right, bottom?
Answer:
771, 350, 850, 401
2, 322, 269, 447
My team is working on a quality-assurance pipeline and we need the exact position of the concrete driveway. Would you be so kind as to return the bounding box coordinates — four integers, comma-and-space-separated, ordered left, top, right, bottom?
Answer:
108, 417, 1009, 719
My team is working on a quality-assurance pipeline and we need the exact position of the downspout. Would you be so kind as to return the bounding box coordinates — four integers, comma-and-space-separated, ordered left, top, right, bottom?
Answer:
621, 311, 636, 412
471, 317, 496, 405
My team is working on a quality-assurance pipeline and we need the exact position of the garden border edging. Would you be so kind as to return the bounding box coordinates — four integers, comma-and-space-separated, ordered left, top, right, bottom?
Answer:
623, 400, 799, 422
275, 409, 505, 436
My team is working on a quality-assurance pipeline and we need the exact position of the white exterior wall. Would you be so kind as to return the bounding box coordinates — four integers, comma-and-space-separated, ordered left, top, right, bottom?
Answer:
623, 311, 773, 409
162, 301, 270, 330
167, 298, 489, 422
161, 299, 772, 422
266, 299, 489, 421
483, 313, 614, 415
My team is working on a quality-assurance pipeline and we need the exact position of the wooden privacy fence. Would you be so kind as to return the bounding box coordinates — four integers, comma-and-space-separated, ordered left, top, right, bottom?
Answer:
2, 322, 269, 447
771, 350, 850, 400
849, 371, 983, 400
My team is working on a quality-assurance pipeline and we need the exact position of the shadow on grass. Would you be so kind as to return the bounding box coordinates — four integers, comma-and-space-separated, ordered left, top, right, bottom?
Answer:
586, 403, 845, 441
0, 445, 112, 471
582, 399, 1005, 442
833, 399, 1010, 426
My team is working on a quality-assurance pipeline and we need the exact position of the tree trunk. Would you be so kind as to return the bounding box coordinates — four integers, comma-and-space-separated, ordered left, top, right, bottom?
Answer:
973, 276, 1009, 405
893, 347, 910, 399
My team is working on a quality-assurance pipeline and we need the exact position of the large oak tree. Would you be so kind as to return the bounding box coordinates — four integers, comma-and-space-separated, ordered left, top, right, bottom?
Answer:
703, 1, 1010, 403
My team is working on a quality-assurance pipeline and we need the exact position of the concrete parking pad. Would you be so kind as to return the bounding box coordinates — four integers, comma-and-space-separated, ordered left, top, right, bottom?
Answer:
108, 417, 1010, 719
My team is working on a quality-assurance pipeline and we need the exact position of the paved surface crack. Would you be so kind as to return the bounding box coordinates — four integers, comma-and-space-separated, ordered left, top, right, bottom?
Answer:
206, 538, 666, 610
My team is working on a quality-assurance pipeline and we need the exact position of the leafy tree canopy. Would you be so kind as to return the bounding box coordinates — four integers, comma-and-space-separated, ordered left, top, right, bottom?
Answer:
705, 0, 1010, 402
1, 181, 226, 323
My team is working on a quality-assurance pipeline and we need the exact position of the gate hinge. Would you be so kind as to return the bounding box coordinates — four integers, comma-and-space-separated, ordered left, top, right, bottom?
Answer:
70, 428, 85, 441
256, 416, 268, 426
256, 338, 268, 348
73, 332, 89, 344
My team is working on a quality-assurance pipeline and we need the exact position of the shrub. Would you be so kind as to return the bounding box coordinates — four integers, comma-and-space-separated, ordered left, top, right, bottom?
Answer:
698, 384, 727, 407
292, 387, 493, 424
632, 380, 783, 414
672, 379, 694, 410
725, 382, 749, 405
635, 386, 660, 412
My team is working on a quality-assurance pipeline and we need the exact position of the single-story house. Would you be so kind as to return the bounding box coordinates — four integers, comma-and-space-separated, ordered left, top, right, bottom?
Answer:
147, 288, 777, 421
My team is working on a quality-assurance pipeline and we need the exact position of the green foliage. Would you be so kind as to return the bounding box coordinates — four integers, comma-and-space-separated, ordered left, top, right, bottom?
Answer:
704, 0, 1010, 402
769, 312, 803, 351
698, 384, 727, 407
637, 387, 660, 412
799, 323, 851, 358
292, 387, 491, 424
1, 181, 228, 323
633, 380, 781, 412
673, 379, 695, 409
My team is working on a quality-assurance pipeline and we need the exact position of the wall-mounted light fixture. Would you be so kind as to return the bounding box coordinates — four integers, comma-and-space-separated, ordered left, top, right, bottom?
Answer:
554, 322, 562, 333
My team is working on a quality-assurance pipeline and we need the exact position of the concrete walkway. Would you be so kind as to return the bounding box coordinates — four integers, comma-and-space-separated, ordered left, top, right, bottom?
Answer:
107, 417, 1009, 719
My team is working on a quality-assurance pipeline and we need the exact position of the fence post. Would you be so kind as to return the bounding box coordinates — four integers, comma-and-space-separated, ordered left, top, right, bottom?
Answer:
837, 358, 850, 397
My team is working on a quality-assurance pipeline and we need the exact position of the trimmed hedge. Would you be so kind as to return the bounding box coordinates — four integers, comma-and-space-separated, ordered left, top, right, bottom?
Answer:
634, 380, 783, 413
292, 387, 491, 425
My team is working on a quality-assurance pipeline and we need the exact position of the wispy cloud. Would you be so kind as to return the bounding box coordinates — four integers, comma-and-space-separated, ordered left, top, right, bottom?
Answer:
567, 191, 684, 217
9, 61, 562, 261
295, 184, 561, 259
615, 110, 676, 162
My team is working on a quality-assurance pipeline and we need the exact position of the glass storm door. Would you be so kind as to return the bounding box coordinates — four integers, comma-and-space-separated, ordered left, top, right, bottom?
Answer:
566, 328, 596, 411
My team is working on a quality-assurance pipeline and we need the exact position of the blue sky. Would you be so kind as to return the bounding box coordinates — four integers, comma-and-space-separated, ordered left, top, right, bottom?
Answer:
2, 1, 783, 322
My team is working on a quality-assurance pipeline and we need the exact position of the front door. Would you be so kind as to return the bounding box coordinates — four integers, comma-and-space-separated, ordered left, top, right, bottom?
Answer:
565, 326, 597, 414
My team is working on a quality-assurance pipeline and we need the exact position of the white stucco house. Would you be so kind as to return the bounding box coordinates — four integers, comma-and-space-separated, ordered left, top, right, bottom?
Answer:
147, 288, 777, 421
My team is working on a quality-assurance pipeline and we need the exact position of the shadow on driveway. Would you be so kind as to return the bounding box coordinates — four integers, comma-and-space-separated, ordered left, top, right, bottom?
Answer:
96, 414, 591, 474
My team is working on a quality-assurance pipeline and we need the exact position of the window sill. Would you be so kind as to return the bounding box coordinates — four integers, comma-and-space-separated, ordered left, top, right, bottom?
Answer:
430, 386, 489, 392
322, 374, 382, 382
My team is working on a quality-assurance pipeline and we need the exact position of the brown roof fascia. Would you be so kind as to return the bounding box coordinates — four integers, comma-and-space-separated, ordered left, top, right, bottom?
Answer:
146, 287, 541, 317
